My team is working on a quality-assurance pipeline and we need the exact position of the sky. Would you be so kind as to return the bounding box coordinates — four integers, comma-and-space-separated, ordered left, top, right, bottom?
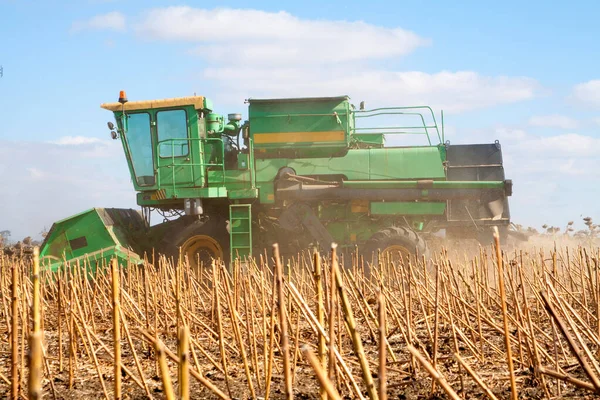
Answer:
0, 0, 599, 240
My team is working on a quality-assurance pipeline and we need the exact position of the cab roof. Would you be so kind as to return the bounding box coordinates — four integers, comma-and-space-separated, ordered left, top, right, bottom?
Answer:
100, 96, 206, 112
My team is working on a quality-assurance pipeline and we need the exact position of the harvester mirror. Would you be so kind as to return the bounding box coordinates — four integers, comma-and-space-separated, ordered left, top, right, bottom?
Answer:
107, 121, 115, 130
359, 101, 365, 110
242, 126, 249, 140
110, 131, 118, 140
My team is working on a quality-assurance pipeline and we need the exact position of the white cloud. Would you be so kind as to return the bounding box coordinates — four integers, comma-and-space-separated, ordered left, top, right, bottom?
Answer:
136, 7, 429, 65
526, 133, 600, 158
528, 114, 579, 129
495, 128, 600, 159
51, 136, 103, 145
47, 136, 121, 159
27, 167, 45, 180
132, 7, 539, 113
204, 67, 538, 113
570, 80, 600, 108
71, 11, 126, 32
475, 127, 600, 229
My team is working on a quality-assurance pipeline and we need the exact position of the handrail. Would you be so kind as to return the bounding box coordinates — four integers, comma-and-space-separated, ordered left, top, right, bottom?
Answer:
351, 106, 443, 145
156, 137, 226, 193
248, 137, 256, 188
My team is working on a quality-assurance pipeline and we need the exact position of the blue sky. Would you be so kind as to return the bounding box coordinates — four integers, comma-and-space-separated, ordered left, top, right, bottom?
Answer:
1, 0, 599, 240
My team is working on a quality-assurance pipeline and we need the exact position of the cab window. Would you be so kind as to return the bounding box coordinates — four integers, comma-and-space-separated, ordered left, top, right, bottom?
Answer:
157, 109, 189, 158
124, 112, 155, 186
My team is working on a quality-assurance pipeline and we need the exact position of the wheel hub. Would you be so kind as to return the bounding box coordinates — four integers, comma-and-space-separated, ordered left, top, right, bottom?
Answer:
180, 234, 223, 269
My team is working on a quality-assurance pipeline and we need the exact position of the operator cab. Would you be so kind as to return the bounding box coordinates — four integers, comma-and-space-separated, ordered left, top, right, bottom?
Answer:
100, 92, 244, 191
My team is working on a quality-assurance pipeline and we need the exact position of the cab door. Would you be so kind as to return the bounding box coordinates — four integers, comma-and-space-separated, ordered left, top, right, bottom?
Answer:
155, 108, 198, 190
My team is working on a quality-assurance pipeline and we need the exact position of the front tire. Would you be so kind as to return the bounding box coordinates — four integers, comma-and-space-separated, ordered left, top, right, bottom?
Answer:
160, 215, 230, 270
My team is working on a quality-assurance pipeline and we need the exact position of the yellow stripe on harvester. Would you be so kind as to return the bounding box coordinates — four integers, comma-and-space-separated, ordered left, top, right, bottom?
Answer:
150, 189, 166, 200
253, 131, 345, 144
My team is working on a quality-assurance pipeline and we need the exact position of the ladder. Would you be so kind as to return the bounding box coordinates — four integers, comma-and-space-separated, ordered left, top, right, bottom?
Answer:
229, 204, 252, 261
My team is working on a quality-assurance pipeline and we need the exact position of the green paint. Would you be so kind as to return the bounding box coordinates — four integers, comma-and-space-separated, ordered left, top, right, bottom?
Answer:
228, 188, 259, 200
39, 208, 145, 272
255, 146, 446, 183
248, 97, 351, 158
370, 202, 446, 215
351, 133, 385, 148
343, 180, 506, 189
229, 204, 252, 260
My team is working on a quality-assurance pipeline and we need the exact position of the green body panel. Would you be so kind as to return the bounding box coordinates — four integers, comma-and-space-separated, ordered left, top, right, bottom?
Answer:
351, 133, 385, 148
228, 188, 259, 200
207, 169, 252, 186
255, 146, 447, 204
259, 185, 275, 203
137, 186, 228, 205
370, 202, 446, 215
39, 208, 145, 271
248, 97, 351, 158
256, 147, 446, 183
343, 180, 505, 189
255, 146, 445, 182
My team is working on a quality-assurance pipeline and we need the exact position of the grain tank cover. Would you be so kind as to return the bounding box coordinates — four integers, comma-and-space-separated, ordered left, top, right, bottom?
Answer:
248, 96, 351, 158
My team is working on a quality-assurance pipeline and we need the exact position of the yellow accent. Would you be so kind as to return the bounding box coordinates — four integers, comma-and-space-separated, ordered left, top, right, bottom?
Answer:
267, 193, 275, 201
351, 200, 369, 213
253, 130, 345, 144
350, 233, 357, 242
100, 96, 206, 112
180, 234, 223, 269
150, 190, 166, 200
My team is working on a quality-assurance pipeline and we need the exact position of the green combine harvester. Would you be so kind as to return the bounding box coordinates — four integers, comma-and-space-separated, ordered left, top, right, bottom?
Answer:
40, 91, 514, 269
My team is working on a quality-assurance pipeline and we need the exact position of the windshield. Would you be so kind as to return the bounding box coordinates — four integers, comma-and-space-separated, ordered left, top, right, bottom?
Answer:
124, 113, 155, 186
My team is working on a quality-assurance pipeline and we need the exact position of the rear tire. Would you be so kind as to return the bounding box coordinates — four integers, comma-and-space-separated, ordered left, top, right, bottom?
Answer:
362, 226, 428, 267
160, 215, 230, 270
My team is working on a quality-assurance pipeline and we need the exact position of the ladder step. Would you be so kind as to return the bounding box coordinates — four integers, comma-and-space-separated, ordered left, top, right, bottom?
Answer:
229, 204, 252, 262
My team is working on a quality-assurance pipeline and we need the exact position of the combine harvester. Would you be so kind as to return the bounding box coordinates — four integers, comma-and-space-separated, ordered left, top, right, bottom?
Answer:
40, 91, 514, 269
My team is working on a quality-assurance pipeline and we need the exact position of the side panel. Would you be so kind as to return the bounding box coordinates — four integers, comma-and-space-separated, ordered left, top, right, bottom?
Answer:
446, 143, 510, 223
249, 97, 351, 158
370, 202, 446, 215
255, 146, 446, 203
368, 147, 446, 180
